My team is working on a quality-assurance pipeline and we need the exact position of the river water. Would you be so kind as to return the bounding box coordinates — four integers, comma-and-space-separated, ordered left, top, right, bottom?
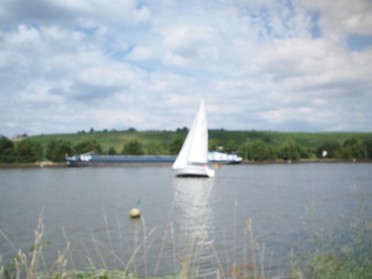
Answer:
0, 163, 371, 277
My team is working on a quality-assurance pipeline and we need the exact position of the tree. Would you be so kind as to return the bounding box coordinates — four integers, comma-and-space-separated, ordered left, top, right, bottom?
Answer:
176, 127, 188, 132
225, 139, 238, 153
16, 139, 43, 163
298, 146, 312, 159
0, 136, 16, 163
122, 140, 144, 155
364, 139, 372, 159
316, 141, 341, 158
170, 136, 184, 155
147, 142, 166, 155
345, 138, 364, 159
209, 139, 220, 151
281, 139, 300, 161
46, 139, 73, 162
247, 140, 278, 161
107, 147, 117, 155
74, 140, 103, 154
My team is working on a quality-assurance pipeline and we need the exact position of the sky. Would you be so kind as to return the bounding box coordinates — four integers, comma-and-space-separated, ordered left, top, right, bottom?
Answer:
1, 0, 372, 137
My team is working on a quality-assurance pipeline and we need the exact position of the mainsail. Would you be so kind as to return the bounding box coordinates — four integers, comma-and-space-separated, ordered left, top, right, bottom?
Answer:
172, 99, 215, 177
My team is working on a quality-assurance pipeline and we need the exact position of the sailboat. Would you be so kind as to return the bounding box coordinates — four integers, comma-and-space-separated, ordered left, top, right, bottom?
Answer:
172, 99, 215, 178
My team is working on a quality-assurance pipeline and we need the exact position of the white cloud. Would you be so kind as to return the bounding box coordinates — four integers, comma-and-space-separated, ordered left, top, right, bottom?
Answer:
304, 0, 372, 36
160, 24, 220, 66
0, 0, 372, 137
126, 46, 155, 61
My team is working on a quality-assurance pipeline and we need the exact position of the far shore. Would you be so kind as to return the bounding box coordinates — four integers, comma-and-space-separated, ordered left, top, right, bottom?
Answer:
0, 161, 66, 169
1, 158, 371, 169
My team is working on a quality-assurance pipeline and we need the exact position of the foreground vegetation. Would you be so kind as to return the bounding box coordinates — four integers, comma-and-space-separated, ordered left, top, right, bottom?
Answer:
1, 210, 371, 279
289, 189, 372, 279
1, 186, 371, 279
1, 129, 372, 164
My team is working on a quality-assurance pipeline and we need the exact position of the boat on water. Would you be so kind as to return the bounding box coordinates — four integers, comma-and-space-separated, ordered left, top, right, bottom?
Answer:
172, 99, 215, 178
208, 151, 242, 164
65, 152, 176, 167
65, 150, 241, 167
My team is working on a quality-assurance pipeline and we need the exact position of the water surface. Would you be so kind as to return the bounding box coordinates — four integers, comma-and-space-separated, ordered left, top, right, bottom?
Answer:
0, 163, 371, 277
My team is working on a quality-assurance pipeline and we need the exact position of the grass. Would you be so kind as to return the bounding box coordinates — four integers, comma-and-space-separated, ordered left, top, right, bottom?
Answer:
30, 131, 182, 155
0, 205, 272, 279
289, 187, 372, 279
29, 130, 372, 156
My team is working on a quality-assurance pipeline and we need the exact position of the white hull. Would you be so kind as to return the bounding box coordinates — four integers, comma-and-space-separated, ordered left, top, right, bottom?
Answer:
172, 99, 215, 178
208, 151, 242, 164
174, 165, 215, 178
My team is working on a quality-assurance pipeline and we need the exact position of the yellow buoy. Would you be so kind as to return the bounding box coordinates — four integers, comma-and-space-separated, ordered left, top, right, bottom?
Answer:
129, 208, 141, 218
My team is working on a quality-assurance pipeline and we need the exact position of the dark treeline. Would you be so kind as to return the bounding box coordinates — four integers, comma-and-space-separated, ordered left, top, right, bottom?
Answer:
0, 137, 43, 163
239, 138, 372, 161
0, 136, 155, 163
1, 132, 372, 163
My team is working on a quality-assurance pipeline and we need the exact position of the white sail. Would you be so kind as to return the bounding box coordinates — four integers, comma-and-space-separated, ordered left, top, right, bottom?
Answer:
172, 99, 215, 177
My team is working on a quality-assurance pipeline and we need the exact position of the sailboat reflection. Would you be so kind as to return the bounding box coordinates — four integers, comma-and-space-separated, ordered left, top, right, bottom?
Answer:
173, 177, 219, 278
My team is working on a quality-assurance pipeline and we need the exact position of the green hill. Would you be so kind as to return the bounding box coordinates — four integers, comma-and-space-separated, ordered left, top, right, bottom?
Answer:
1, 129, 371, 164
27, 129, 372, 161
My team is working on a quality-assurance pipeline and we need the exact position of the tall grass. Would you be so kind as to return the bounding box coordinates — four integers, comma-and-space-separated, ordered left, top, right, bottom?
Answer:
289, 186, 372, 279
2, 187, 371, 279
1, 213, 273, 279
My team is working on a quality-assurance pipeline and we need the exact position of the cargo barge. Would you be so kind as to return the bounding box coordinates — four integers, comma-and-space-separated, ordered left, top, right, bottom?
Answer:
65, 151, 242, 167
65, 153, 177, 167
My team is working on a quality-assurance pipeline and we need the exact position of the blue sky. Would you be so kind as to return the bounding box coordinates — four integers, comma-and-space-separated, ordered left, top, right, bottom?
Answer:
0, 0, 372, 137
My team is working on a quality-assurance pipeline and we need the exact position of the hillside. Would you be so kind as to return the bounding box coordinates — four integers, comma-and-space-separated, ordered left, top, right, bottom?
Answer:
28, 129, 372, 160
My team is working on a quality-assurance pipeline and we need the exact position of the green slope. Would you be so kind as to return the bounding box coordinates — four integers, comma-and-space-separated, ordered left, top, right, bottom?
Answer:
29, 129, 372, 156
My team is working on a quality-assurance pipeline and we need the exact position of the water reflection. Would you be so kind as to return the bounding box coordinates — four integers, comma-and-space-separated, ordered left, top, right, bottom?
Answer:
173, 177, 218, 278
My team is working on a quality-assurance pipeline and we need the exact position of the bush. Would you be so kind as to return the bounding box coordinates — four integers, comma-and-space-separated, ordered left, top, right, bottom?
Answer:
293, 190, 372, 279
122, 140, 144, 155
0, 136, 16, 163
281, 139, 301, 161
16, 139, 43, 163
247, 140, 278, 161
107, 146, 117, 155
46, 139, 73, 162
170, 136, 185, 155
74, 140, 103, 155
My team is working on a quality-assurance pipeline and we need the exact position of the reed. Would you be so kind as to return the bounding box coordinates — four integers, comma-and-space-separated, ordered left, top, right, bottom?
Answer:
289, 187, 372, 279
2, 189, 370, 279
1, 214, 273, 279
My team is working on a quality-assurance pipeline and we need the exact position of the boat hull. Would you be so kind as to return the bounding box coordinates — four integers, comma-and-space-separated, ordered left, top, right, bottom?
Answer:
173, 165, 215, 178
66, 154, 176, 167
208, 151, 243, 164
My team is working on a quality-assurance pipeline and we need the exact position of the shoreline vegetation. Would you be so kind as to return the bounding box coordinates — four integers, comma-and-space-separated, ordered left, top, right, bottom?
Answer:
1, 158, 371, 169
1, 130, 372, 165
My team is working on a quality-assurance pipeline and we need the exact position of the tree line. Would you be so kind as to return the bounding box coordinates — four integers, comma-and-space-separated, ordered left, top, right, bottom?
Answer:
1, 135, 372, 164
240, 138, 372, 161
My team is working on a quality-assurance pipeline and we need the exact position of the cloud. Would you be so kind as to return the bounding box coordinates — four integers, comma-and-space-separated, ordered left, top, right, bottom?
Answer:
0, 0, 372, 137
304, 0, 372, 36
160, 24, 220, 66
0, 0, 150, 26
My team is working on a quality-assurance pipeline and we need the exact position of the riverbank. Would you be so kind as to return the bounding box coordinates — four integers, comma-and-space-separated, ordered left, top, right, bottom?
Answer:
241, 158, 372, 164
1, 158, 371, 169
0, 161, 65, 169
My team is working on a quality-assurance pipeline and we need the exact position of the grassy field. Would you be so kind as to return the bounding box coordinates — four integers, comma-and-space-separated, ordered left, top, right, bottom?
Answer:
29, 130, 372, 157
30, 130, 182, 155
210, 130, 372, 146
29, 129, 372, 155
